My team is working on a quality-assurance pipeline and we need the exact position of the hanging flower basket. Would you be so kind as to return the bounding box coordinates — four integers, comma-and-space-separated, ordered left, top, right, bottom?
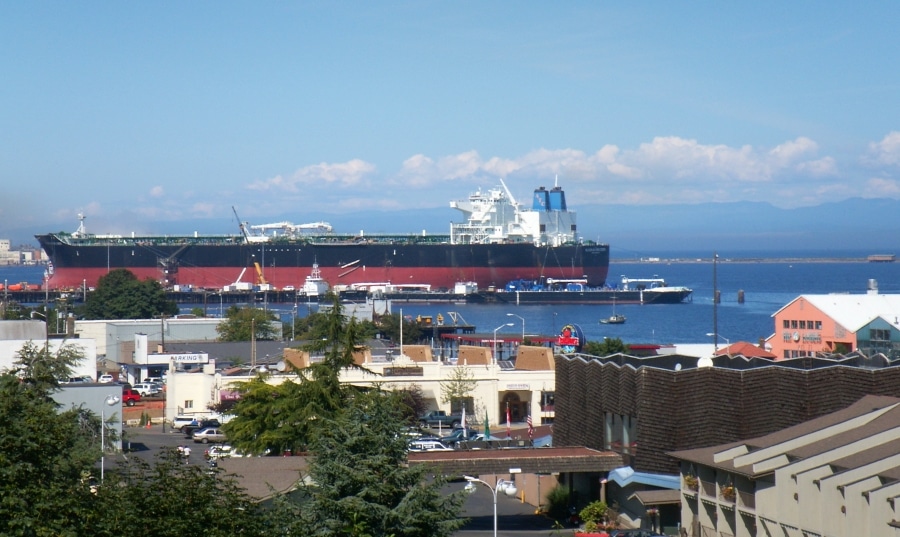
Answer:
684, 474, 699, 491
720, 485, 736, 502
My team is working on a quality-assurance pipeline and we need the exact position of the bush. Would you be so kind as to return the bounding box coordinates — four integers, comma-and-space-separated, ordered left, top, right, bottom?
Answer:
580, 500, 608, 526
544, 485, 570, 523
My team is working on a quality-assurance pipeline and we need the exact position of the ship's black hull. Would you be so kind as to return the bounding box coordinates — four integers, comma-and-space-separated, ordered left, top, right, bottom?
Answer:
36, 234, 610, 291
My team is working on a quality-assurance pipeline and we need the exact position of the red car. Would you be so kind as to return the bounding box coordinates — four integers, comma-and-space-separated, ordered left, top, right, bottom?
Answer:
122, 389, 141, 407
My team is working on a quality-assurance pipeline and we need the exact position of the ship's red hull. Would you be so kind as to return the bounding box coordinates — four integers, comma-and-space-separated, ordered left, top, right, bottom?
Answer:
48, 264, 610, 292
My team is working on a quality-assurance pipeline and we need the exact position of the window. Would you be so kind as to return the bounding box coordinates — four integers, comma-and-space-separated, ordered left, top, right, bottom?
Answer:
184, 400, 193, 409
783, 320, 790, 329
541, 392, 555, 411
815, 321, 822, 330
799, 320, 806, 329
791, 320, 798, 329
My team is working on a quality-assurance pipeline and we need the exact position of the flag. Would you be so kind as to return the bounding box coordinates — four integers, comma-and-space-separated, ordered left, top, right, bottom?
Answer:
460, 406, 466, 431
506, 403, 511, 438
527, 414, 534, 439
484, 411, 490, 438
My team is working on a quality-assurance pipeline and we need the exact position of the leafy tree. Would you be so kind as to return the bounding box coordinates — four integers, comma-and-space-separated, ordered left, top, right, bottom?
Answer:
583, 337, 629, 357
13, 339, 85, 390
289, 389, 467, 537
394, 383, 429, 425
80, 269, 178, 320
0, 352, 99, 536
216, 305, 280, 341
190, 306, 206, 317
440, 364, 477, 413
376, 312, 423, 344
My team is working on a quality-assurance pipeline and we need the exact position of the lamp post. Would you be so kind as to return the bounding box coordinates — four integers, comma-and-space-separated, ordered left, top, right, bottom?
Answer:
493, 322, 514, 361
506, 313, 525, 341
30, 311, 49, 352
706, 332, 730, 354
100, 394, 120, 482
464, 470, 521, 537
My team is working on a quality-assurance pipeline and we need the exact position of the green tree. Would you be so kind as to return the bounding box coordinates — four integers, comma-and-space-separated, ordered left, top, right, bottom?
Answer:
376, 312, 423, 344
224, 296, 373, 454
0, 352, 99, 536
583, 337, 629, 357
87, 449, 268, 536
395, 383, 429, 425
80, 269, 178, 320
216, 305, 280, 341
288, 389, 467, 537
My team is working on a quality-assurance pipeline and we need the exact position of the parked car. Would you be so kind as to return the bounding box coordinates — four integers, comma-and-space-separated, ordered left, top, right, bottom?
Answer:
132, 383, 160, 397
66, 376, 94, 383
98, 374, 114, 383
192, 427, 227, 444
121, 389, 141, 407
204, 444, 234, 459
407, 439, 453, 452
171, 416, 196, 431
183, 419, 221, 438
440, 428, 478, 447
143, 376, 164, 385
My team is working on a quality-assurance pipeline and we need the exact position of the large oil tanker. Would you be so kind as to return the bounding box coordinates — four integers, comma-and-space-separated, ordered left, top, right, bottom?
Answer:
36, 181, 609, 291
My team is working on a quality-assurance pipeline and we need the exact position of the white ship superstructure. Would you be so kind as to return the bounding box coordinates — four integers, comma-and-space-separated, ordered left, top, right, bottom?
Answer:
449, 178, 578, 247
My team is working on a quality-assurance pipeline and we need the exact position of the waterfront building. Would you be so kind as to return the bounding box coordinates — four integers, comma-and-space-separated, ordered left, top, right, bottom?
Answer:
766, 282, 900, 360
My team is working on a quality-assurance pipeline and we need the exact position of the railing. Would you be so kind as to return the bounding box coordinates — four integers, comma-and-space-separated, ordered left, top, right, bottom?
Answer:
700, 479, 716, 498
737, 490, 755, 510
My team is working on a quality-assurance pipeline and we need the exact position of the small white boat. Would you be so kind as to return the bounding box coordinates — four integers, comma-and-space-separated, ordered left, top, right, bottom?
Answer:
600, 313, 626, 325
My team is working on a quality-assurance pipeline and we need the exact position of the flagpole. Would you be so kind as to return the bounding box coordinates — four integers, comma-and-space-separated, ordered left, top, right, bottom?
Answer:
506, 402, 511, 438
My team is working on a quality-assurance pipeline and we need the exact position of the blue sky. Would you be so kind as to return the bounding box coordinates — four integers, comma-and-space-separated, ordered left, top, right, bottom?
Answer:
3, 2, 900, 241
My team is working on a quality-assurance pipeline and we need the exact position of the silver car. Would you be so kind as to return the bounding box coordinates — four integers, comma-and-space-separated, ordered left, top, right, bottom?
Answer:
192, 427, 227, 444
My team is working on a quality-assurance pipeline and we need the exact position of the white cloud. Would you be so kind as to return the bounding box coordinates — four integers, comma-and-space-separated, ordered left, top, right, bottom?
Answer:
150, 186, 165, 197
864, 177, 900, 197
867, 132, 900, 166
248, 159, 377, 192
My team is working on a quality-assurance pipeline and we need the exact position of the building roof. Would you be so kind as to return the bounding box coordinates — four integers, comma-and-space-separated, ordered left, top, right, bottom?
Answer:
714, 341, 776, 359
667, 394, 900, 478
775, 293, 900, 333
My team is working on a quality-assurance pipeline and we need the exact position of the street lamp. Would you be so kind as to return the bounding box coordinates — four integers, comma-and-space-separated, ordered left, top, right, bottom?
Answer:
100, 394, 120, 482
30, 311, 49, 351
464, 471, 520, 537
706, 332, 730, 354
493, 322, 514, 361
506, 313, 525, 341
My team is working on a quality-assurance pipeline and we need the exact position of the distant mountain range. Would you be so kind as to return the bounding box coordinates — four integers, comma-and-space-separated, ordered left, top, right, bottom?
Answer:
9, 198, 900, 258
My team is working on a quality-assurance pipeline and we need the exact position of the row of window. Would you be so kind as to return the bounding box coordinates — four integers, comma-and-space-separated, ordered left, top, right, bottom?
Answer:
782, 319, 823, 330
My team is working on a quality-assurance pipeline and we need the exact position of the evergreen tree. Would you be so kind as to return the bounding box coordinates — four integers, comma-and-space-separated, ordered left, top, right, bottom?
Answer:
293, 389, 467, 537
86, 450, 268, 536
224, 295, 371, 454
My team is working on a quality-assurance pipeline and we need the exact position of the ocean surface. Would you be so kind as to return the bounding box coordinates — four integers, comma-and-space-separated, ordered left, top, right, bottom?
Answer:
5, 256, 900, 346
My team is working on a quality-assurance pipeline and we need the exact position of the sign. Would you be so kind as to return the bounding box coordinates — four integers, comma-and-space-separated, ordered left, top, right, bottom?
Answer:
506, 383, 530, 390
156, 353, 208, 364
384, 366, 424, 377
557, 324, 584, 353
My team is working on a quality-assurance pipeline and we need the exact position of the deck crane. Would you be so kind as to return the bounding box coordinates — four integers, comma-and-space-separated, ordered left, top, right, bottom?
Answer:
232, 206, 268, 243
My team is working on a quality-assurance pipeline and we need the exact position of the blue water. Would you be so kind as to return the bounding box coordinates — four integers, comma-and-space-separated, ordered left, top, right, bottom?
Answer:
6, 258, 900, 345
